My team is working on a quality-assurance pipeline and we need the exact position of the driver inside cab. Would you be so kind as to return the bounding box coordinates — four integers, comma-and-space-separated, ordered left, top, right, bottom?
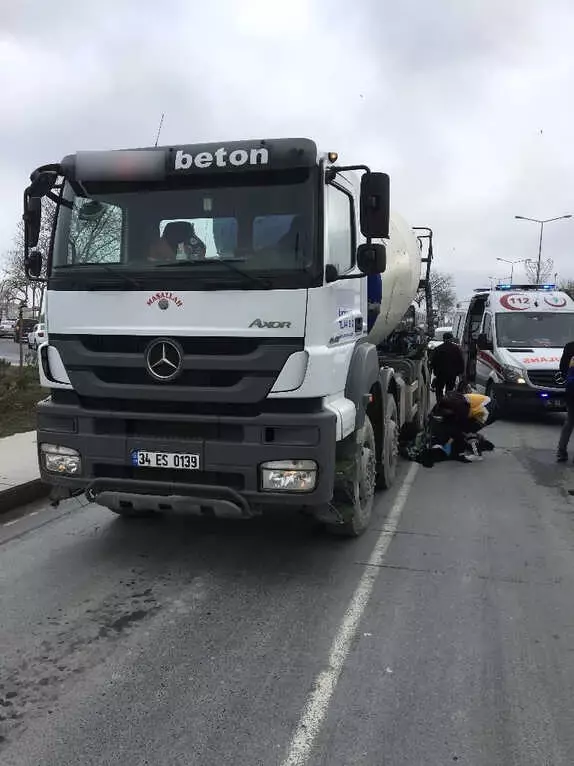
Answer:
148, 221, 207, 263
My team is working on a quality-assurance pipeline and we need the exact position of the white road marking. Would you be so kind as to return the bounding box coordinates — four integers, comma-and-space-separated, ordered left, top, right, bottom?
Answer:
280, 462, 419, 766
1, 508, 43, 529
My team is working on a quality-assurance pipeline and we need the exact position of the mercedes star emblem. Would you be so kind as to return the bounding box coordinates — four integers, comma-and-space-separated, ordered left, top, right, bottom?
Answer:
555, 371, 565, 386
145, 338, 183, 382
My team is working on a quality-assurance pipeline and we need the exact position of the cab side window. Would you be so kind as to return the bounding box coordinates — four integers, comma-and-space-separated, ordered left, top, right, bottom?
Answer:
326, 184, 355, 274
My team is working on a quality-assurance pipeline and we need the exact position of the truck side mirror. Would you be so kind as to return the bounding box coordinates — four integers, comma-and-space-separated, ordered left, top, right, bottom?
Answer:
23, 195, 42, 249
25, 250, 43, 279
29, 169, 58, 198
357, 243, 386, 275
360, 172, 390, 239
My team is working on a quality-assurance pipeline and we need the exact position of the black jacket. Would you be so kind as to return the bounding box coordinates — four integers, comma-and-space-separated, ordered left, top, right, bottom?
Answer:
431, 341, 465, 379
559, 341, 574, 377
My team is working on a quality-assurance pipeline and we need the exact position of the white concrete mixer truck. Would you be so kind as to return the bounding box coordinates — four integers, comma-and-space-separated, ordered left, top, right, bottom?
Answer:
22, 137, 431, 536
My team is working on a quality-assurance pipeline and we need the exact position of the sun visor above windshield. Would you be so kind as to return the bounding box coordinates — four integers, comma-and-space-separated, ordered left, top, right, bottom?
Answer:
61, 138, 318, 184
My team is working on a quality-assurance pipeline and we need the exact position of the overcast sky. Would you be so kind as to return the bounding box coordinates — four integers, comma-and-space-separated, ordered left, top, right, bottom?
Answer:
1, 0, 573, 297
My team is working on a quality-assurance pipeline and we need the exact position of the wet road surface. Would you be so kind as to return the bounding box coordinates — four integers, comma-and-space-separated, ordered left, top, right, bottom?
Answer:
1, 414, 574, 765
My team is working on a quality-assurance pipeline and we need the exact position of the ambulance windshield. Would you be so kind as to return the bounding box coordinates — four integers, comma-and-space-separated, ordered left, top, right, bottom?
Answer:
496, 312, 574, 348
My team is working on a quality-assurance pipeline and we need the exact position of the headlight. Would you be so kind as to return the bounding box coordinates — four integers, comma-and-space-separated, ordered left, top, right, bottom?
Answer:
40, 443, 82, 475
501, 365, 526, 384
260, 459, 317, 492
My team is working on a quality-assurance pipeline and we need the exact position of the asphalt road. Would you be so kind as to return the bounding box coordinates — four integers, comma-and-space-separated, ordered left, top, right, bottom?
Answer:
1, 414, 574, 765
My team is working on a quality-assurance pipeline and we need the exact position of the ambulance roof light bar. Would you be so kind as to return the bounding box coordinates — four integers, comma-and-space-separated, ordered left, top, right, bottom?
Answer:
495, 283, 557, 291
473, 283, 557, 292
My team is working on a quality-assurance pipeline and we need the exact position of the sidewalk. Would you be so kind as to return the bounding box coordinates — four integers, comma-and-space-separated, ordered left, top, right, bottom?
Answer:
0, 431, 48, 514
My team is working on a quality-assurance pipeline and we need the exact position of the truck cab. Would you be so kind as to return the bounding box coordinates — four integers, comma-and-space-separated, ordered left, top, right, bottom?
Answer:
458, 284, 574, 413
22, 137, 430, 536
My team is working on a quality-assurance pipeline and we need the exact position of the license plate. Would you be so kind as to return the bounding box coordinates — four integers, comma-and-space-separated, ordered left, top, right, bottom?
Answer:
131, 450, 200, 470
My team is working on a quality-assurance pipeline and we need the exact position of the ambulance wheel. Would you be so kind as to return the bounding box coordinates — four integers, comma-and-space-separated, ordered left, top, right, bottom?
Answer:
376, 395, 399, 490
324, 415, 376, 538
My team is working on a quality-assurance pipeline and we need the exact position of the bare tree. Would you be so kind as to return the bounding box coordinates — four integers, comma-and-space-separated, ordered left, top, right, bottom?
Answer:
429, 270, 456, 322
69, 202, 123, 264
525, 257, 554, 285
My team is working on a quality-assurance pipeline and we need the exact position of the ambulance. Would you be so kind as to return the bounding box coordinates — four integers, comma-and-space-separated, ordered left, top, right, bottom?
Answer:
453, 284, 574, 413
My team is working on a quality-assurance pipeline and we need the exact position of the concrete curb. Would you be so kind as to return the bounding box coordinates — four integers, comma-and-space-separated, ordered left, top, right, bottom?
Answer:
0, 479, 50, 516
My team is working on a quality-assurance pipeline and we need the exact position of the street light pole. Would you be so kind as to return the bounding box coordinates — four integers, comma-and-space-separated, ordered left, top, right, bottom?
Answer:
536, 222, 544, 283
515, 214, 572, 283
496, 257, 527, 284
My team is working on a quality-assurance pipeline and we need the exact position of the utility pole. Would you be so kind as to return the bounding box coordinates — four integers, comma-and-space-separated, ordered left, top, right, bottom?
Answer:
18, 301, 26, 370
515, 214, 572, 283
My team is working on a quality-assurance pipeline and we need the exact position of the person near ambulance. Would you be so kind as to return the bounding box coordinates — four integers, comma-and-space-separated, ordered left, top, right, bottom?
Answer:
401, 391, 495, 467
432, 391, 494, 458
557, 338, 574, 462
430, 332, 465, 401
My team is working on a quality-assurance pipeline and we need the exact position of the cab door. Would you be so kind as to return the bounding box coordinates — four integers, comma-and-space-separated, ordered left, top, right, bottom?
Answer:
475, 312, 494, 390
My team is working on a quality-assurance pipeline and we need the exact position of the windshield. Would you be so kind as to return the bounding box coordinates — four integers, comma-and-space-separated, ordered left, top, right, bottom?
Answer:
495, 312, 574, 348
51, 169, 317, 290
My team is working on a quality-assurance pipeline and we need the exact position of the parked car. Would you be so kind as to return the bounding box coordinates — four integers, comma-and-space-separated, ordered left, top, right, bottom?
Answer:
13, 318, 37, 343
28, 323, 47, 350
0, 321, 15, 338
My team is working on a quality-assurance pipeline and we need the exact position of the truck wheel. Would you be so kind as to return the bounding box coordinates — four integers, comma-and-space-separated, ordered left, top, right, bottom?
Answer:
413, 375, 428, 431
325, 415, 376, 537
376, 395, 398, 490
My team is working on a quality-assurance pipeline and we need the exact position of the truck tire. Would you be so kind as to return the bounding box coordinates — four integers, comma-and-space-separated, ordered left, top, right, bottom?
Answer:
325, 415, 376, 537
376, 395, 398, 489
413, 375, 428, 431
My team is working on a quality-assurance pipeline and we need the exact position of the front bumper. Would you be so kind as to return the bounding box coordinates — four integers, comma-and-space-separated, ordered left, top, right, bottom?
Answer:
37, 397, 337, 516
494, 382, 567, 412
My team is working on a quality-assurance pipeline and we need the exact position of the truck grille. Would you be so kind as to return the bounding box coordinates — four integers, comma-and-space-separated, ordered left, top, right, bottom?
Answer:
48, 334, 304, 405
527, 369, 564, 389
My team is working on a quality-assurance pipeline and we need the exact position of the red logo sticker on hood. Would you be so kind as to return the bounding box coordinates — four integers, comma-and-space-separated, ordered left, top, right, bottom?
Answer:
500, 293, 530, 311
146, 291, 184, 309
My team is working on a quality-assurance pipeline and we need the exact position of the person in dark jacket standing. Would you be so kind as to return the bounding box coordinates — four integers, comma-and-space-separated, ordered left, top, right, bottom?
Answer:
430, 332, 465, 401
557, 339, 574, 462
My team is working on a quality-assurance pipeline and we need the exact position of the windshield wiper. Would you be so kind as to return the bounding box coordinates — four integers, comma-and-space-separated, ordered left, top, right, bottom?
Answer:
156, 258, 272, 289
54, 263, 141, 289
